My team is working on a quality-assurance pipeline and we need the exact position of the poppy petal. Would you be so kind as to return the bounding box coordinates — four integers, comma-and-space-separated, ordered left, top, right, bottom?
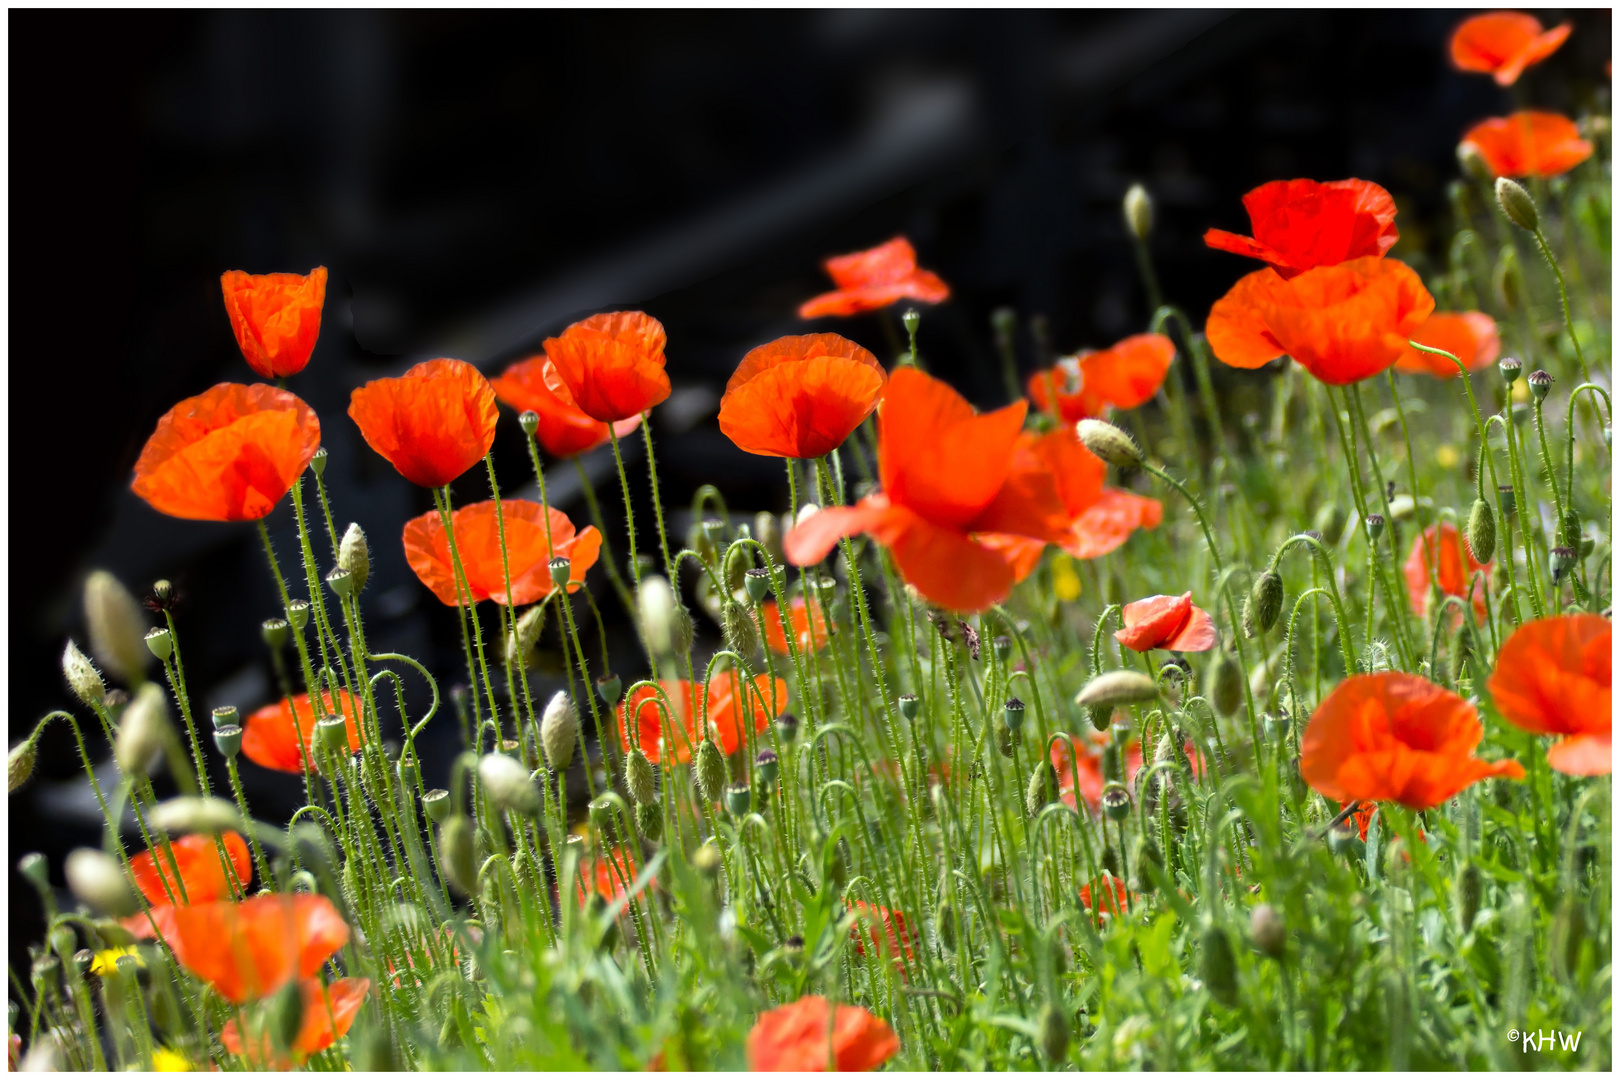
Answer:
975, 534, 1047, 584
1115, 592, 1193, 652
348, 359, 498, 488
1462, 111, 1594, 179
1065, 488, 1163, 560
541, 311, 671, 423
1203, 228, 1290, 268
1396, 311, 1500, 376
403, 500, 591, 607
967, 440, 1071, 544
242, 690, 363, 774
1206, 270, 1288, 370
881, 505, 1022, 613
880, 368, 1026, 528
130, 832, 253, 907
1078, 333, 1176, 410
1488, 614, 1612, 739
783, 498, 899, 568
491, 355, 643, 458
718, 334, 887, 459
747, 995, 900, 1073
220, 268, 327, 380
167, 893, 349, 1004
1546, 732, 1612, 777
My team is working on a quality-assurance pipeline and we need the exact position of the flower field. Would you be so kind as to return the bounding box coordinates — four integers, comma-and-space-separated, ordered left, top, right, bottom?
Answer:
9, 11, 1612, 1072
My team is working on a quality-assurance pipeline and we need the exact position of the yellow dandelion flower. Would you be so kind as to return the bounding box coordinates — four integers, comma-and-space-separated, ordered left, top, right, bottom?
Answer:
90, 946, 143, 978
151, 1047, 191, 1071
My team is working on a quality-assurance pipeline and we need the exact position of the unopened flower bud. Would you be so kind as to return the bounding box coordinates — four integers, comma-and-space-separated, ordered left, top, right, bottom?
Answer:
1025, 761, 1058, 817
309, 447, 328, 477
1089, 704, 1114, 731
116, 684, 170, 779
896, 694, 920, 721
339, 523, 370, 593
62, 639, 106, 708
725, 783, 751, 816
722, 600, 759, 657
1100, 782, 1130, 822
1495, 177, 1538, 231
325, 568, 354, 599
144, 627, 173, 663
995, 720, 1016, 759
695, 739, 727, 802
518, 410, 540, 437
1466, 499, 1496, 563
1493, 245, 1523, 310
1499, 355, 1522, 385
1454, 862, 1483, 934
541, 691, 577, 772
1527, 369, 1553, 401
1457, 140, 1493, 183
1312, 502, 1348, 546
1076, 419, 1143, 468
754, 748, 779, 786
1364, 513, 1385, 542
479, 752, 541, 816
261, 618, 289, 650
1123, 182, 1153, 241
1244, 570, 1283, 639
548, 557, 572, 589
1038, 1002, 1070, 1062
149, 795, 242, 835
744, 568, 772, 604
637, 575, 679, 657
1132, 834, 1162, 893
1076, 670, 1157, 708
635, 800, 663, 841
1199, 922, 1239, 1006
1250, 903, 1286, 959
1551, 897, 1588, 982
213, 724, 243, 759
437, 815, 477, 897
748, 511, 782, 566
286, 600, 310, 631
422, 788, 451, 824
1207, 649, 1243, 718
596, 674, 622, 707
84, 570, 151, 683
1003, 696, 1026, 731
775, 712, 799, 744
625, 748, 657, 805
64, 848, 137, 917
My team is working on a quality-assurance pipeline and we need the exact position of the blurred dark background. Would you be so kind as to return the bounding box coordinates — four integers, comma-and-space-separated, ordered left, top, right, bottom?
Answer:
10, 9, 1609, 969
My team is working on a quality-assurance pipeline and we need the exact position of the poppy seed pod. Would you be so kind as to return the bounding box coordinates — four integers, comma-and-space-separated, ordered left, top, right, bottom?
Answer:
1111, 720, 1131, 746
422, 788, 451, 824
1495, 177, 1539, 231
1102, 743, 1123, 783
286, 600, 310, 631
338, 523, 370, 594
213, 724, 243, 759
692, 841, 723, 880
744, 568, 772, 604
635, 800, 663, 842
1264, 711, 1289, 741
1456, 140, 1493, 184
19, 852, 49, 891
695, 739, 727, 803
62, 639, 107, 708
548, 557, 572, 589
325, 568, 354, 599
518, 410, 540, 437
1123, 182, 1153, 241
541, 691, 577, 772
478, 752, 541, 817
84, 570, 151, 683
1455, 862, 1483, 933
1076, 670, 1157, 709
144, 627, 173, 664
261, 618, 289, 650
775, 712, 799, 744
725, 783, 751, 816
1244, 570, 1284, 638
1364, 513, 1385, 542
1207, 649, 1243, 718
722, 600, 759, 657
1003, 696, 1026, 731
596, 673, 622, 707
625, 748, 657, 806
1466, 499, 1496, 563
1496, 484, 1516, 518
1100, 782, 1131, 821
1025, 761, 1058, 817
438, 815, 477, 897
1550, 546, 1576, 581
315, 714, 349, 757
897, 693, 920, 721
1527, 368, 1553, 401
116, 684, 170, 779
755, 747, 780, 786
1250, 903, 1286, 959
1499, 356, 1522, 385
1075, 419, 1143, 469
9, 739, 37, 793
1199, 923, 1239, 1006
308, 446, 328, 477
64, 848, 137, 917
1038, 1002, 1070, 1063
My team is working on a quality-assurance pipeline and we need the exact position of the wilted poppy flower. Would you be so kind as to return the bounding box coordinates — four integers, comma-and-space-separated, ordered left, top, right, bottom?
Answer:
491, 354, 642, 458
403, 499, 600, 607
1078, 874, 1134, 923
761, 596, 832, 654
166, 893, 350, 1004
1403, 522, 1488, 623
718, 334, 887, 459
1395, 311, 1500, 377
1026, 333, 1176, 422
747, 995, 900, 1072
348, 358, 498, 488
243, 690, 364, 774
220, 267, 328, 379
1115, 592, 1216, 653
130, 832, 252, 907
1205, 257, 1434, 385
798, 236, 949, 319
578, 846, 653, 906
618, 674, 790, 764
1204, 179, 1399, 279
1300, 672, 1524, 811
850, 900, 914, 964
221, 976, 369, 1069
1461, 111, 1594, 178
541, 311, 671, 423
784, 369, 1068, 613
1488, 614, 1612, 776
1451, 12, 1571, 85
132, 384, 321, 522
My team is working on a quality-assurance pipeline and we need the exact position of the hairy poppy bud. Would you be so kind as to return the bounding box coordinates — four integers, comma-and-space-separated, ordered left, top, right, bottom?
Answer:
518, 410, 540, 437
213, 724, 243, 759
1466, 499, 1496, 563
775, 712, 799, 744
508, 605, 546, 669
1200, 923, 1239, 1006
725, 783, 751, 817
1123, 182, 1153, 241
325, 568, 354, 599
150, 796, 242, 835
62, 639, 106, 708
438, 815, 477, 897
1025, 761, 1058, 817
261, 618, 289, 650
1101, 782, 1130, 822
1364, 513, 1385, 542
1456, 140, 1493, 184
541, 691, 577, 772
935, 900, 956, 950
1244, 571, 1283, 639
695, 739, 727, 802
635, 800, 663, 842
65, 848, 137, 917
1132, 835, 1162, 893
753, 511, 782, 565
339, 523, 370, 594
9, 739, 37, 793
287, 600, 310, 631
1076, 670, 1157, 709
1312, 502, 1348, 547
1088, 704, 1114, 732
995, 720, 1016, 759
1560, 509, 1582, 550
722, 600, 759, 657
308, 446, 328, 478
625, 748, 656, 805
1207, 648, 1243, 718
85, 570, 151, 683
692, 841, 723, 880
116, 684, 170, 779
897, 693, 920, 721
1499, 355, 1522, 385
1003, 696, 1026, 731
1495, 177, 1538, 231
1075, 419, 1142, 469
1455, 862, 1483, 934
1038, 1002, 1070, 1062
144, 627, 173, 664
744, 568, 771, 604
1527, 368, 1552, 401
1493, 245, 1523, 310
1250, 903, 1285, 960
479, 752, 540, 817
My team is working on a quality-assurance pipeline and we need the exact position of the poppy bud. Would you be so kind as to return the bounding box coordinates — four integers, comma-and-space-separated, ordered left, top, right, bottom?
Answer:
19, 852, 49, 891
213, 724, 243, 759
995, 720, 1016, 759
1076, 670, 1157, 708
309, 446, 328, 478
1312, 502, 1348, 546
722, 600, 759, 657
1003, 696, 1026, 731
1364, 513, 1385, 542
143, 627, 174, 664
1101, 782, 1130, 822
422, 788, 451, 824
1250, 903, 1286, 959
548, 557, 572, 589
1244, 570, 1283, 639
744, 568, 771, 604
116, 684, 170, 779
1496, 484, 1516, 518
261, 618, 289, 650
775, 712, 799, 744
935, 900, 956, 950
1025, 761, 1058, 817
1132, 835, 1161, 893
692, 841, 723, 880
149, 795, 242, 835
1551, 897, 1587, 983
62, 639, 106, 708
479, 752, 541, 817
695, 739, 727, 802
1527, 368, 1553, 401
1495, 177, 1538, 231
64, 848, 137, 917
32, 954, 60, 984
1123, 182, 1153, 241
635, 800, 663, 842
1560, 509, 1582, 550
506, 605, 546, 670
1199, 923, 1239, 1007
1550, 546, 1576, 581
84, 570, 151, 683
897, 693, 920, 721
1464, 498, 1496, 564
287, 600, 310, 631
1456, 140, 1493, 184
1207, 648, 1243, 718
9, 739, 37, 793
725, 783, 751, 817
325, 567, 354, 599
1089, 704, 1114, 731
269, 977, 305, 1053
1455, 861, 1483, 933
625, 748, 657, 805
1038, 1002, 1070, 1062
1493, 246, 1523, 310
1101, 742, 1123, 783
1075, 419, 1143, 469
518, 410, 540, 437
339, 523, 370, 594
541, 691, 577, 772
438, 815, 477, 897
595, 673, 622, 707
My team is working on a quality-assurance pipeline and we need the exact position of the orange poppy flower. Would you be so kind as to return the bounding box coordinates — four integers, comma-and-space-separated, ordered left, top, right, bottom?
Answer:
348, 358, 498, 488
617, 673, 790, 764
1395, 311, 1500, 377
798, 236, 949, 319
783, 368, 1069, 613
220, 267, 328, 379
1461, 111, 1594, 178
1300, 672, 1524, 812
491, 354, 642, 458
1488, 614, 1612, 776
1403, 522, 1489, 623
130, 832, 252, 907
1115, 592, 1216, 653
541, 311, 671, 423
132, 383, 321, 522
1204, 179, 1399, 279
1078, 874, 1135, 924
221, 976, 369, 1069
1004, 428, 1164, 571
578, 845, 655, 906
243, 690, 364, 774
718, 334, 887, 459
166, 893, 350, 1003
403, 499, 600, 607
761, 596, 832, 654
1451, 12, 1571, 86
747, 995, 900, 1072
1026, 333, 1175, 423
850, 900, 914, 964
1205, 257, 1434, 385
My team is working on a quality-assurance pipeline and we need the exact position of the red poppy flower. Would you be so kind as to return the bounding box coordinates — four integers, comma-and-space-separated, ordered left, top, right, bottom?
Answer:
1403, 522, 1489, 623
783, 368, 1069, 613
1051, 733, 1138, 812
747, 995, 900, 1072
617, 674, 790, 764
1078, 874, 1135, 924
541, 311, 671, 423
1451, 12, 1571, 86
577, 846, 654, 906
761, 596, 832, 654
132, 384, 321, 522
849, 900, 914, 964
1206, 257, 1434, 385
1300, 672, 1524, 811
403, 499, 600, 607
243, 690, 364, 774
491, 354, 642, 458
719, 334, 887, 459
1026, 333, 1175, 423
348, 358, 498, 488
1461, 111, 1594, 178
221, 976, 369, 1069
1488, 614, 1612, 777
798, 236, 949, 319
1115, 592, 1216, 653
1395, 311, 1500, 378
130, 832, 252, 907
220, 267, 328, 379
1204, 179, 1399, 279
166, 893, 350, 1003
